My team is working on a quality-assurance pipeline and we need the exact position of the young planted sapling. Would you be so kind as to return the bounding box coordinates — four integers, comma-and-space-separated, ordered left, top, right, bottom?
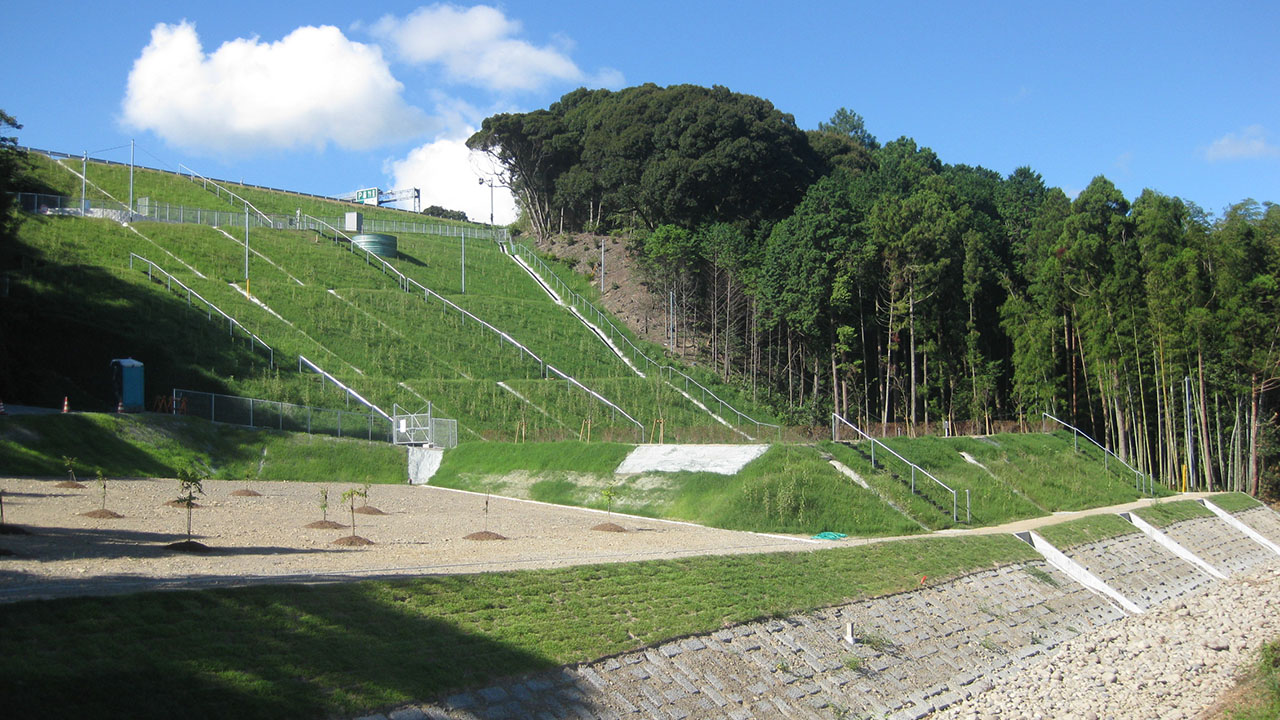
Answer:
231, 466, 262, 497
592, 484, 626, 533
305, 486, 344, 529
333, 486, 373, 546
167, 466, 209, 551
81, 470, 123, 519
352, 477, 386, 515
58, 456, 86, 489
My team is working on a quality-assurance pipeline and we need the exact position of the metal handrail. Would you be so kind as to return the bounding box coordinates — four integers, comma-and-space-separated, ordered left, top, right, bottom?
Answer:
298, 355, 391, 421
832, 413, 966, 522
1042, 412, 1155, 495
508, 241, 778, 435
128, 253, 275, 367
179, 163, 273, 227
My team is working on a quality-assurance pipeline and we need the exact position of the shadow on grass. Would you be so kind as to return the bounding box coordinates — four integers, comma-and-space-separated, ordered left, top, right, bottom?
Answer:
0, 579, 558, 720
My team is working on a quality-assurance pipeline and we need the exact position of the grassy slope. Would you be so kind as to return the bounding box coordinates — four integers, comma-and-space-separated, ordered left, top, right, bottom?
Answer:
0, 413, 405, 483
824, 431, 1170, 529
11, 154, 777, 440
0, 534, 1037, 720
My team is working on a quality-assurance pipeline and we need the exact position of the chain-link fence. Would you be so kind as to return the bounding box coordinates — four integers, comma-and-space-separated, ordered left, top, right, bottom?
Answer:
172, 389, 392, 442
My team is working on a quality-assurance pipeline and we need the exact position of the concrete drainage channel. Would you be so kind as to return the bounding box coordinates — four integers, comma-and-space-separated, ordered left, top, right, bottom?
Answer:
361, 502, 1280, 720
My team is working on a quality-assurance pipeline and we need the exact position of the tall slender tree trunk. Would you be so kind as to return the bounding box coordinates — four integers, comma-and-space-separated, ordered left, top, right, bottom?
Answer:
1196, 352, 1217, 489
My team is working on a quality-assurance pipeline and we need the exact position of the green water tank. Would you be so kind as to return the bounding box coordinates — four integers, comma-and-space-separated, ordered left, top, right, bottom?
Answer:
352, 233, 397, 258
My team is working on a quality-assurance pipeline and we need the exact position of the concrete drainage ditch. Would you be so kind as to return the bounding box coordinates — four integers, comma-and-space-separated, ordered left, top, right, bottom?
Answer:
362, 502, 1280, 720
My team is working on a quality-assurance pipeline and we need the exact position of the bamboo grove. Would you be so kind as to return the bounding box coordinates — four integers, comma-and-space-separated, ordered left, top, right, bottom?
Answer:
471, 85, 1278, 495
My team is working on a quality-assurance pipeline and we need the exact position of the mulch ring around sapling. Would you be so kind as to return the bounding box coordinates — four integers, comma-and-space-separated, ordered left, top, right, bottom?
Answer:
231, 489, 263, 497
464, 531, 507, 541
165, 500, 201, 509
80, 509, 124, 519
353, 505, 387, 515
165, 539, 212, 553
55, 481, 87, 489
332, 535, 374, 546
305, 520, 346, 529
591, 522, 627, 533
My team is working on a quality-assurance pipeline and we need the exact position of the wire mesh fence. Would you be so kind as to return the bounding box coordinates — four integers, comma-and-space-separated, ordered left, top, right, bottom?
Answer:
172, 389, 392, 442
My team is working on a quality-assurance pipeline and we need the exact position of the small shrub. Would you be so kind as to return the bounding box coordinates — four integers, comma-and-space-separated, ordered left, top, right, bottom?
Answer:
176, 466, 206, 543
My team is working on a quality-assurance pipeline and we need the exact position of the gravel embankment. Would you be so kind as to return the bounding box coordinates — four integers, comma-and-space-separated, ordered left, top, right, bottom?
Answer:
935, 561, 1280, 720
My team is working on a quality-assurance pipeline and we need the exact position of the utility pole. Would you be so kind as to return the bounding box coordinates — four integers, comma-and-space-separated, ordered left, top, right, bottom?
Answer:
600, 239, 605, 292
244, 205, 250, 297
129, 139, 135, 216
81, 151, 87, 213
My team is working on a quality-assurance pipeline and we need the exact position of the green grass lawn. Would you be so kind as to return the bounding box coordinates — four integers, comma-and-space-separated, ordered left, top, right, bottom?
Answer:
1035, 513, 1141, 549
0, 534, 1036, 720
1132, 499, 1216, 527
0, 413, 405, 483
1206, 491, 1264, 513
431, 443, 927, 537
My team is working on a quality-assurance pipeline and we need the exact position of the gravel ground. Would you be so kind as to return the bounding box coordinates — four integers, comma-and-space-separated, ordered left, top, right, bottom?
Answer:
934, 560, 1280, 720
0, 476, 826, 603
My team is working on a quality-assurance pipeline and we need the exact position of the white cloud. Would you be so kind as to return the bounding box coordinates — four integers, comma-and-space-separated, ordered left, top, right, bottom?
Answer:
122, 21, 429, 153
387, 133, 517, 225
1205, 125, 1280, 162
371, 4, 622, 92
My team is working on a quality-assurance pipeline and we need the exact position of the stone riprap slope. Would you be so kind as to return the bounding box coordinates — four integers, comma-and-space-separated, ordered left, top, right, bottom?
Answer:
1061, 530, 1216, 610
362, 509, 1280, 720
934, 562, 1280, 720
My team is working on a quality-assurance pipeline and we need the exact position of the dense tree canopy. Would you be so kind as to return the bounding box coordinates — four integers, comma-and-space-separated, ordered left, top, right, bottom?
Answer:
468, 84, 821, 237
473, 85, 1279, 496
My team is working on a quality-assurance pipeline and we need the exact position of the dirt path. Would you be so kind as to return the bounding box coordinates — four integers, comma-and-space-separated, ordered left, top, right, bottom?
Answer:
0, 475, 1219, 604
0, 477, 822, 603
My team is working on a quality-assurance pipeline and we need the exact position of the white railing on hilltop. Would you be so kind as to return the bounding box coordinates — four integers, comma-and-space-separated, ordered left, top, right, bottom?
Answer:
509, 241, 779, 437
832, 413, 968, 523
301, 217, 646, 442
128, 253, 275, 367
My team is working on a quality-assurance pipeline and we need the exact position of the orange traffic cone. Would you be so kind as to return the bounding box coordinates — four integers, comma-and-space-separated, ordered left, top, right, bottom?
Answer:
62, 396, 69, 413
116, 401, 125, 414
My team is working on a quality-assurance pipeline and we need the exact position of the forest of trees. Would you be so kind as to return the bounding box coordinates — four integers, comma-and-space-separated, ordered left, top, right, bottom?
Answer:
470, 85, 1280, 495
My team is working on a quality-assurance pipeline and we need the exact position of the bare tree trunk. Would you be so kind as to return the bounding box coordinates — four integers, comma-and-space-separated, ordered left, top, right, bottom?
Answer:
1249, 374, 1260, 496
1196, 351, 1217, 489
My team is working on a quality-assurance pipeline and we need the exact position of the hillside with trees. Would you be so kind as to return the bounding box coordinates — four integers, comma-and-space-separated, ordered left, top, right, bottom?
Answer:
470, 85, 1280, 497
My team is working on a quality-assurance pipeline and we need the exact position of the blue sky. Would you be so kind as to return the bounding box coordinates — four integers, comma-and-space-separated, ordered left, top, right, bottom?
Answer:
2, 1, 1276, 224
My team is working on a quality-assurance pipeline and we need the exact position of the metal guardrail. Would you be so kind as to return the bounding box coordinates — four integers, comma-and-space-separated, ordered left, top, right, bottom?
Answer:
508, 241, 779, 437
302, 217, 647, 442
391, 404, 458, 448
1042, 412, 1156, 495
173, 388, 389, 442
832, 413, 967, 523
128, 253, 275, 367
297, 355, 391, 420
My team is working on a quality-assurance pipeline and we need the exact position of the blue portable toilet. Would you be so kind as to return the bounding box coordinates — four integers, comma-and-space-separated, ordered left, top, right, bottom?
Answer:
111, 358, 145, 411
